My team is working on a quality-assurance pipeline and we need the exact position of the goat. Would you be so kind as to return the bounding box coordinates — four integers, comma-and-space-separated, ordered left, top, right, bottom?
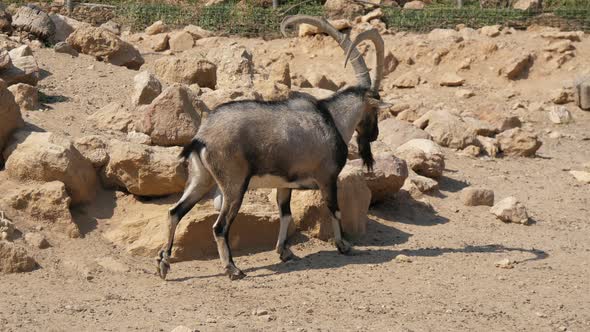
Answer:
157, 15, 387, 280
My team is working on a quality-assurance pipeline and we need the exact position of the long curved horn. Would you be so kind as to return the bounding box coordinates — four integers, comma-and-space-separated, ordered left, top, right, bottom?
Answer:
344, 29, 384, 93
281, 15, 371, 88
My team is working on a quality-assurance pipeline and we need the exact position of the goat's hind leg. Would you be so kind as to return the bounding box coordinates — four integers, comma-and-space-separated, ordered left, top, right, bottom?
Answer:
275, 188, 296, 262
213, 181, 249, 280
157, 155, 215, 279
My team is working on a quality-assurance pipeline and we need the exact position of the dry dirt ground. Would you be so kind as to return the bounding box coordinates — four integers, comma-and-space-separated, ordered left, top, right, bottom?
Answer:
1, 28, 590, 332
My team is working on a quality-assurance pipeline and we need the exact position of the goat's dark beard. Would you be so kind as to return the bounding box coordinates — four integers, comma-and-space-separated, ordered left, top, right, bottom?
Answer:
357, 135, 375, 172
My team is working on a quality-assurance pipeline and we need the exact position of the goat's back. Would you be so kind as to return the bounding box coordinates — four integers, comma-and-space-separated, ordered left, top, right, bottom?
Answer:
196, 97, 346, 178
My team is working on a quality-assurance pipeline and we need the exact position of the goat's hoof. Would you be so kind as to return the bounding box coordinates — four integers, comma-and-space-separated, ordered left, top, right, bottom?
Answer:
225, 266, 246, 280
336, 240, 352, 255
156, 252, 170, 280
279, 247, 297, 262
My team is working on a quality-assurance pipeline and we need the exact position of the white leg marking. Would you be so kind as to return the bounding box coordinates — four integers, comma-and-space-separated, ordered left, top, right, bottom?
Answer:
276, 215, 292, 250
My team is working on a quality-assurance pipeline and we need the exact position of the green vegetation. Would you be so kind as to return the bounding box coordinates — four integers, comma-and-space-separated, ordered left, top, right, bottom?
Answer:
3, 0, 589, 35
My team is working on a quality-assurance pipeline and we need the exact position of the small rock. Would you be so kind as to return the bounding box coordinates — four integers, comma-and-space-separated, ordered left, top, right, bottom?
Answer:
490, 196, 529, 224
460, 145, 481, 157
392, 71, 420, 88
548, 106, 572, 124
410, 174, 438, 192
54, 41, 78, 56
455, 89, 474, 99
551, 88, 572, 105
24, 232, 50, 249
481, 25, 501, 37
461, 187, 494, 206
439, 73, 465, 87
131, 71, 162, 106
496, 128, 542, 157
0, 212, 15, 241
395, 254, 412, 262
495, 258, 515, 269
7, 83, 39, 111
170, 326, 193, 332
403, 1, 425, 9
145, 21, 168, 35
569, 170, 590, 184
0, 241, 37, 273
253, 309, 269, 316
501, 54, 532, 80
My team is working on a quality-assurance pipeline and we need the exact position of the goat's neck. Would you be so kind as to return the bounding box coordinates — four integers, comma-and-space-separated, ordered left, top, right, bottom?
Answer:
323, 96, 364, 143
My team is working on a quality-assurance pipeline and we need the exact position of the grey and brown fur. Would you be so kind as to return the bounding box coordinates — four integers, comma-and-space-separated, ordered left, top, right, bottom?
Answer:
157, 16, 385, 280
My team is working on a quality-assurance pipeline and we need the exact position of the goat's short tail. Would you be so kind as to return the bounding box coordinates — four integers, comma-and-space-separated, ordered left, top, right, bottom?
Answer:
180, 138, 206, 161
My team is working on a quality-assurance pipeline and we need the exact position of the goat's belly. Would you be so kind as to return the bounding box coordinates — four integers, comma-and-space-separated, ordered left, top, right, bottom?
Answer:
248, 175, 317, 190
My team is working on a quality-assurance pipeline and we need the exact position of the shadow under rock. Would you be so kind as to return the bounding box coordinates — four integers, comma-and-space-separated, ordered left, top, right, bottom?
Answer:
371, 192, 450, 226
71, 188, 118, 236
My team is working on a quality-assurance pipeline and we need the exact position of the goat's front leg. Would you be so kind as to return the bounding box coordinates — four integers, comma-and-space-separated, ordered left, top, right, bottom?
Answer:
275, 188, 296, 262
320, 179, 352, 255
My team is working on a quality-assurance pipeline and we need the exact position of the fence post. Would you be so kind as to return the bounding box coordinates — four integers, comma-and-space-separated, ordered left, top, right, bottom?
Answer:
457, 0, 463, 8
273, 0, 279, 9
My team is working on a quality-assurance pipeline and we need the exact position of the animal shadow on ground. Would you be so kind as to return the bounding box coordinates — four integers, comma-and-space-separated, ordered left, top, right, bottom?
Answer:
72, 188, 118, 236
245, 244, 548, 278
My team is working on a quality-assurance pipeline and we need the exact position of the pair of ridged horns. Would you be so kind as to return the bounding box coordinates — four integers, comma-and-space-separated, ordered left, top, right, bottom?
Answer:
281, 15, 384, 93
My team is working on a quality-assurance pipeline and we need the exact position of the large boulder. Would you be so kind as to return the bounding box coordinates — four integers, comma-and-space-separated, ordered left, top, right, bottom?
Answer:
135, 84, 201, 146
169, 31, 194, 52
0, 181, 80, 238
3, 131, 97, 204
66, 25, 144, 70
348, 154, 408, 204
0, 241, 37, 274
395, 139, 445, 178
496, 128, 542, 157
104, 194, 295, 261
7, 83, 38, 111
154, 56, 217, 89
291, 165, 371, 241
378, 118, 431, 150
49, 13, 85, 42
88, 102, 133, 132
131, 71, 162, 106
0, 79, 23, 165
0, 55, 40, 86
414, 110, 476, 149
11, 5, 55, 42
102, 140, 187, 196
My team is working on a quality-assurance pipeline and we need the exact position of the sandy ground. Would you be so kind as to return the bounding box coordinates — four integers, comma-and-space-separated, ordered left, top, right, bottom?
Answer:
1, 27, 590, 332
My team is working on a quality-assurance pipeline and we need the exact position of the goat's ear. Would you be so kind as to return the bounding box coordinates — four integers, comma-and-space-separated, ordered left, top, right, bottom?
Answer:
377, 101, 392, 109
367, 97, 381, 108
367, 97, 392, 110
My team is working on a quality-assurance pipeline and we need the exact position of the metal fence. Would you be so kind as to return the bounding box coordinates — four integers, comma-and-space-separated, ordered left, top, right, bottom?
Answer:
6, 0, 590, 35
112, 0, 590, 35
